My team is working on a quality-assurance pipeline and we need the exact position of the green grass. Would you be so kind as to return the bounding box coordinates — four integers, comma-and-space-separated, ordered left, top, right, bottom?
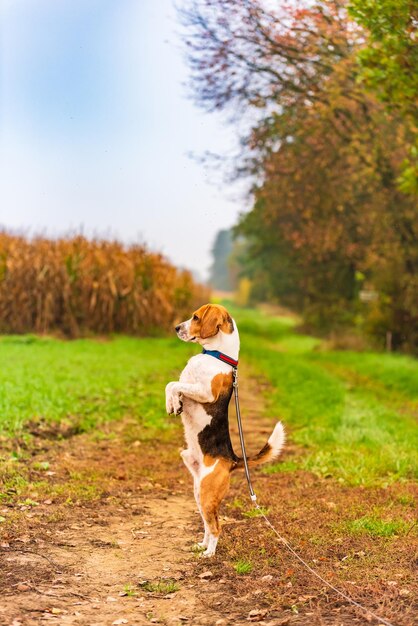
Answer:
122, 584, 138, 597
226, 304, 418, 487
0, 334, 196, 438
242, 506, 269, 518
139, 579, 180, 594
346, 515, 409, 537
1, 304, 417, 492
233, 559, 253, 574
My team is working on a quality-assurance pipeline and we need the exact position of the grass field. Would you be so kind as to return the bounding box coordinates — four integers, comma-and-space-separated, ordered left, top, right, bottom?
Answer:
0, 334, 195, 438
0, 304, 417, 624
1, 305, 417, 487
230, 304, 418, 487
1, 304, 417, 527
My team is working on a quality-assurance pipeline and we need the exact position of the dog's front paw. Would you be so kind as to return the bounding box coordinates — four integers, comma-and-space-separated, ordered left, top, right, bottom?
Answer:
172, 389, 183, 415
165, 381, 176, 414
174, 397, 183, 415
165, 382, 183, 415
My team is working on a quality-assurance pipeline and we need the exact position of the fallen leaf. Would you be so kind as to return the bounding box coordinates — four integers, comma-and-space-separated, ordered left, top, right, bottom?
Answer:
248, 608, 267, 621
399, 589, 410, 596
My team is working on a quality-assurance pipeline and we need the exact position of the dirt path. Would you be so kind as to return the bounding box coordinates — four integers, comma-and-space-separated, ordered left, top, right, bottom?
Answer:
1, 494, 222, 626
1, 363, 415, 626
0, 365, 284, 626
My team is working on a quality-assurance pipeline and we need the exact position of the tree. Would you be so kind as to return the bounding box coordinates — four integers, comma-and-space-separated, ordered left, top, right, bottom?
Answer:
181, 0, 357, 115
348, 0, 418, 118
348, 0, 418, 194
181, 0, 418, 351
209, 229, 233, 291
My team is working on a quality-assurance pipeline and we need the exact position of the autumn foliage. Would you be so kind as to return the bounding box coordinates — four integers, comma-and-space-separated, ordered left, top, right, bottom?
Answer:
0, 233, 208, 337
182, 0, 418, 353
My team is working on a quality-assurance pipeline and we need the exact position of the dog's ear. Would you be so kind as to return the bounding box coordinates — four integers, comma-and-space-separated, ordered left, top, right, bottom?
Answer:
200, 305, 233, 338
220, 311, 234, 334
200, 306, 222, 339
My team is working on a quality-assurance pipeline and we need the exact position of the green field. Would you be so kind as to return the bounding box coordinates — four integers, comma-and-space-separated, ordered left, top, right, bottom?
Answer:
0, 334, 195, 438
231, 305, 418, 487
1, 306, 417, 489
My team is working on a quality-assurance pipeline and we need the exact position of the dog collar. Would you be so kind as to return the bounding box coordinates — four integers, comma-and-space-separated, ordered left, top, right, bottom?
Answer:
202, 349, 238, 369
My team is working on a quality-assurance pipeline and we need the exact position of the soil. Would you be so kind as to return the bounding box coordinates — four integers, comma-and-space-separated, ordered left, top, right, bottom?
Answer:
0, 366, 416, 626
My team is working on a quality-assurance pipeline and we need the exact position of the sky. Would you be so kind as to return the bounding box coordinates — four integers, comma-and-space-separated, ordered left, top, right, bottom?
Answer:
0, 0, 244, 280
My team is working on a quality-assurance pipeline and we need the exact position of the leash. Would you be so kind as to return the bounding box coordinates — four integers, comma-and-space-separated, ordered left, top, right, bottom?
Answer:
231, 365, 397, 626
232, 367, 257, 502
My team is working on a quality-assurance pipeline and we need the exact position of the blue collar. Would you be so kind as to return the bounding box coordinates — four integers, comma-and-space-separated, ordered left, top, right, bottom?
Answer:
202, 349, 238, 369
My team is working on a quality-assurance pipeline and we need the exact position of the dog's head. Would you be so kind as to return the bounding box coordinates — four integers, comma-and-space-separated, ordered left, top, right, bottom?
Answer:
175, 303, 234, 343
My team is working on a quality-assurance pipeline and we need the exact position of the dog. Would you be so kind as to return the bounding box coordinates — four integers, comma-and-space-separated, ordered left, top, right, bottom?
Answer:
165, 303, 285, 556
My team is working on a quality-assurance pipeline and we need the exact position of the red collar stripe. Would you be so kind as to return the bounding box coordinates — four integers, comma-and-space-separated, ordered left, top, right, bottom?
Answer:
202, 349, 238, 368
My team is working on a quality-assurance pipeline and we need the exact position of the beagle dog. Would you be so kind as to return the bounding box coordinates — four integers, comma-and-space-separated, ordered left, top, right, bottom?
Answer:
165, 303, 285, 557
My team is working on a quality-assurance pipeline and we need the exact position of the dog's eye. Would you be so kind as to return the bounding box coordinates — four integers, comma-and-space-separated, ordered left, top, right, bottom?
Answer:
193, 314, 199, 321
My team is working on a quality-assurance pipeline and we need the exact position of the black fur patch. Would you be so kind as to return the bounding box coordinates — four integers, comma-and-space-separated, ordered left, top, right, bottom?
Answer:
198, 385, 238, 462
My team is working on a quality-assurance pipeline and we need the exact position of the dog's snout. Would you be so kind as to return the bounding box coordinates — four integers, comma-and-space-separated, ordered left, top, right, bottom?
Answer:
175, 324, 181, 333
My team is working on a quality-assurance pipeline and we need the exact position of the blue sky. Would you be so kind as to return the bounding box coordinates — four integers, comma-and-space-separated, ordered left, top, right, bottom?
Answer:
0, 0, 244, 279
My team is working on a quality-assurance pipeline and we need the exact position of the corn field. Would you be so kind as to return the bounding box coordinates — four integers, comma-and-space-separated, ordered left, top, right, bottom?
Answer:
0, 233, 209, 337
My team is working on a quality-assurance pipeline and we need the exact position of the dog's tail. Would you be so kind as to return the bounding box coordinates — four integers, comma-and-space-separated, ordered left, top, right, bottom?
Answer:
233, 422, 285, 470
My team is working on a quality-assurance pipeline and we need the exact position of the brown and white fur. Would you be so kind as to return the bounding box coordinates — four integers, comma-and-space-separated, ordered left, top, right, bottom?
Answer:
165, 304, 285, 557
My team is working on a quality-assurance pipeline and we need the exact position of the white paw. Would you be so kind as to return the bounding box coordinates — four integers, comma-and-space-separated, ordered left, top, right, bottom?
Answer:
172, 394, 183, 415
201, 535, 218, 557
165, 382, 174, 414
165, 382, 181, 415
166, 397, 174, 414
201, 548, 216, 558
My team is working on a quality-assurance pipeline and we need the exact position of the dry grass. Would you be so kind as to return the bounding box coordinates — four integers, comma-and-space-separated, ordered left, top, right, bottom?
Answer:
0, 232, 208, 337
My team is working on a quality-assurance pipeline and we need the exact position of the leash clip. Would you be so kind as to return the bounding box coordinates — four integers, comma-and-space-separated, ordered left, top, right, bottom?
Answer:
232, 368, 238, 388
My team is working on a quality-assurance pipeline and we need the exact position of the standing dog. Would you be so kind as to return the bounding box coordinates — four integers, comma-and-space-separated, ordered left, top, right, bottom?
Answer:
165, 303, 285, 556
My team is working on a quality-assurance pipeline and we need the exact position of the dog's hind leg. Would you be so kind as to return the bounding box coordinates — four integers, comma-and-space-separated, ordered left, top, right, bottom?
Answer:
193, 478, 210, 549
180, 450, 208, 548
199, 461, 231, 557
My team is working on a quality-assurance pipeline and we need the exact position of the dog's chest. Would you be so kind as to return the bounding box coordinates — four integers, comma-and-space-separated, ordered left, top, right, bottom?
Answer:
179, 355, 223, 446
179, 354, 209, 384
